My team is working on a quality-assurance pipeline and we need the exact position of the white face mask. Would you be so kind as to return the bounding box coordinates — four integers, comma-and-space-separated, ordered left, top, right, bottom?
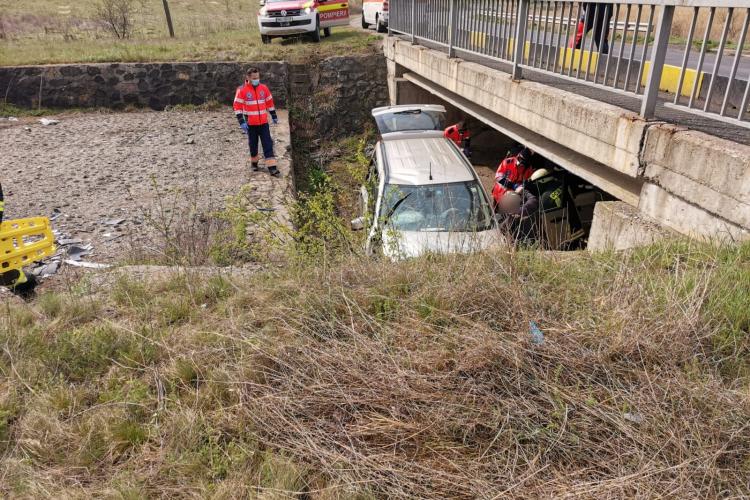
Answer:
250, 79, 260, 86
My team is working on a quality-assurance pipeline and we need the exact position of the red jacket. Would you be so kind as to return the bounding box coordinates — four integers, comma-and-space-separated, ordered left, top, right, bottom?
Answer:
492, 155, 534, 206
234, 83, 275, 126
444, 124, 470, 147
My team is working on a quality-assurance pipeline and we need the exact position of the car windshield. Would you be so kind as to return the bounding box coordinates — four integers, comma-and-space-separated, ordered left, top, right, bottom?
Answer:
383, 182, 494, 232
374, 109, 445, 134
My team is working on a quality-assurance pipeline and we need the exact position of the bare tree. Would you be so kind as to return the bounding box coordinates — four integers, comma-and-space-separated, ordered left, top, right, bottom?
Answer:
95, 0, 136, 39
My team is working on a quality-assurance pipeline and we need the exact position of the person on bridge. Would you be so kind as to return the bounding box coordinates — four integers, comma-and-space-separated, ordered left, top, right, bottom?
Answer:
444, 120, 472, 157
234, 67, 280, 177
572, 3, 613, 54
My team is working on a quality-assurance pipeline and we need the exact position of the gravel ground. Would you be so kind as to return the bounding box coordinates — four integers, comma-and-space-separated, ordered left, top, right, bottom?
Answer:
0, 109, 293, 270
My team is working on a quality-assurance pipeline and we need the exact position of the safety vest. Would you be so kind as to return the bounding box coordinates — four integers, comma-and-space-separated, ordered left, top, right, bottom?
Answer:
234, 83, 275, 126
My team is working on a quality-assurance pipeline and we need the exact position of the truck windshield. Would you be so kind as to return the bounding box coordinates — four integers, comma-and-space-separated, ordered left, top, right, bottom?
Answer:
383, 182, 494, 232
374, 109, 445, 134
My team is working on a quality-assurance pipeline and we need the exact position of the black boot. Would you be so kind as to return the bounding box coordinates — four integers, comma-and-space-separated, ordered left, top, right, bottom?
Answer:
252, 162, 260, 172
268, 166, 280, 177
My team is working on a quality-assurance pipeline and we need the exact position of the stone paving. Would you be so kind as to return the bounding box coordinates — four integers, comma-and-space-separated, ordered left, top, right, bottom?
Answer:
0, 108, 293, 264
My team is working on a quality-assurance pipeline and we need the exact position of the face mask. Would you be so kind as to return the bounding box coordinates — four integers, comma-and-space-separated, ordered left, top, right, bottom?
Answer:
250, 79, 260, 86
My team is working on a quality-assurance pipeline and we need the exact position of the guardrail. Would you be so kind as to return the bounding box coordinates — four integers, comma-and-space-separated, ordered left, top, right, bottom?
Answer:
389, 0, 750, 127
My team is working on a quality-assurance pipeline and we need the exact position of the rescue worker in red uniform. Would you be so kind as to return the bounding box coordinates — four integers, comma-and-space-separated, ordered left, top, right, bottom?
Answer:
491, 147, 535, 209
444, 120, 472, 157
234, 67, 280, 177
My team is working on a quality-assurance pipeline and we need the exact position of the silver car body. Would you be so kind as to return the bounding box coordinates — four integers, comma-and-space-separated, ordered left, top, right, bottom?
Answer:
359, 105, 504, 260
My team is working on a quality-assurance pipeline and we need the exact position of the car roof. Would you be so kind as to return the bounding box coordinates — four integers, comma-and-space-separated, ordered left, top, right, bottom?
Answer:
371, 104, 447, 117
383, 136, 475, 186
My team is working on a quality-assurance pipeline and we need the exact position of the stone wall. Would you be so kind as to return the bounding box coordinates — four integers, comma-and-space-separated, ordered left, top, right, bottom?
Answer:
289, 54, 389, 139
0, 62, 288, 110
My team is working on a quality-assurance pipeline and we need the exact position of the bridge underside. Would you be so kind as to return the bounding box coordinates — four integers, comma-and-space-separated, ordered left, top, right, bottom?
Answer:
385, 38, 750, 248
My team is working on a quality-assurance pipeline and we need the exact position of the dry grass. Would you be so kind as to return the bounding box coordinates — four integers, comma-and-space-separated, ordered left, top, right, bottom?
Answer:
1, 240, 749, 497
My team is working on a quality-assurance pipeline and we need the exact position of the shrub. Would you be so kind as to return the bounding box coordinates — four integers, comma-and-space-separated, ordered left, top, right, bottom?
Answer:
95, 0, 136, 39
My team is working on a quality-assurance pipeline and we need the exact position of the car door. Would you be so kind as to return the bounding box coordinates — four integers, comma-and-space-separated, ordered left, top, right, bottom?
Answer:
318, 0, 349, 27
371, 105, 447, 136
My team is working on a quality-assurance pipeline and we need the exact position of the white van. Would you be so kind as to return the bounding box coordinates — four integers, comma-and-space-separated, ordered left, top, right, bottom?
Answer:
258, 0, 350, 43
352, 105, 504, 260
361, 0, 388, 33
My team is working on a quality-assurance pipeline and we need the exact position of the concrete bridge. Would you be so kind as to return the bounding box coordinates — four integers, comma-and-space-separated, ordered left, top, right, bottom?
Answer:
384, 0, 750, 249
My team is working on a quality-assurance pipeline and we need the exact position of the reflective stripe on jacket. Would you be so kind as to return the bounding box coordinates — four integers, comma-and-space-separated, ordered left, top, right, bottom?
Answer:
233, 83, 275, 126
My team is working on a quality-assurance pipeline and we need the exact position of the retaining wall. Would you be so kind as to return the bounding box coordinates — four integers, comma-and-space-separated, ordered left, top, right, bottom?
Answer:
0, 55, 389, 115
0, 62, 289, 110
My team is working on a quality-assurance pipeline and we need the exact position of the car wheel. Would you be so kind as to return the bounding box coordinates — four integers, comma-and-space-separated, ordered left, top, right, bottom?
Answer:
310, 18, 321, 42
361, 14, 369, 29
376, 14, 387, 33
261, 34, 271, 44
323, 27, 331, 37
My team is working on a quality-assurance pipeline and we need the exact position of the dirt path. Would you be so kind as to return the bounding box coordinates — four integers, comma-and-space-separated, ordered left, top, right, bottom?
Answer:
0, 108, 293, 266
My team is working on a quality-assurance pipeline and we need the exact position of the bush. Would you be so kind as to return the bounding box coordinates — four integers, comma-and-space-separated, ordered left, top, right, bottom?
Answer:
95, 0, 136, 39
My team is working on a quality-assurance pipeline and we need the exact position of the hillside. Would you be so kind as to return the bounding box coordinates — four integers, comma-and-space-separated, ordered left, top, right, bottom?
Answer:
0, 0, 379, 66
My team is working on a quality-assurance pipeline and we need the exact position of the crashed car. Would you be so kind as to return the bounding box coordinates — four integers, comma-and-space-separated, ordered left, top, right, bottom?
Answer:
351, 105, 505, 259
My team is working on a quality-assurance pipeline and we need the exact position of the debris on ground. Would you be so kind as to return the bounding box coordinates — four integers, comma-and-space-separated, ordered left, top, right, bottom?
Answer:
529, 320, 545, 345
624, 412, 645, 424
39, 118, 60, 126
63, 259, 111, 269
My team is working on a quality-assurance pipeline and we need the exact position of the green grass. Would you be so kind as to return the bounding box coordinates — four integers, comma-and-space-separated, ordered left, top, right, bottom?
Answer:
0, 0, 379, 66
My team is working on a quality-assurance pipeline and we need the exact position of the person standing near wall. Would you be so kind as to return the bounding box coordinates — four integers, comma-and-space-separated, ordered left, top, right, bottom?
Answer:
233, 68, 281, 177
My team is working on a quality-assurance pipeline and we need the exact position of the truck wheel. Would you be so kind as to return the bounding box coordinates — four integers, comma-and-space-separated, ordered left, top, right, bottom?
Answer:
361, 14, 369, 29
310, 18, 321, 43
261, 35, 271, 44
323, 27, 331, 37
376, 15, 387, 33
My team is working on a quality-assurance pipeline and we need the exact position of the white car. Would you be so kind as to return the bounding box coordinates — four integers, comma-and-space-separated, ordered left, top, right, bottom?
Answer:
361, 0, 388, 33
258, 0, 350, 43
352, 105, 505, 260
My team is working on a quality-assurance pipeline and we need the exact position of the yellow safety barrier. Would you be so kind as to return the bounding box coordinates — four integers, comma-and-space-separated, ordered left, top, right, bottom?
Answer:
505, 38, 531, 59
641, 62, 704, 97
558, 46, 600, 72
0, 217, 56, 275
470, 31, 488, 49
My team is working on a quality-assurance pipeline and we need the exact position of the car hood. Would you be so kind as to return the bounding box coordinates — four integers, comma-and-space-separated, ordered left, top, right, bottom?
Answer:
382, 228, 506, 260
264, 1, 309, 11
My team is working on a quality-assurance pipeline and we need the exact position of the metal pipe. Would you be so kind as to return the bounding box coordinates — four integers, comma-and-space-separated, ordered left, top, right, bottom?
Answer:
635, 5, 655, 93
602, 3, 620, 86
542, 1, 553, 68
585, 3, 602, 81
548, 1, 560, 71
562, 2, 575, 74
721, 8, 749, 116
641, 5, 674, 117
703, 7, 734, 111
624, 4, 643, 91
448, 0, 456, 57
688, 6, 715, 108
674, 7, 698, 104
513, 0, 530, 79
613, 4, 632, 87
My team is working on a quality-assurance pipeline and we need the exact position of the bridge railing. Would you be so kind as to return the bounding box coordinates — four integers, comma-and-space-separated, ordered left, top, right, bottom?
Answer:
389, 0, 750, 128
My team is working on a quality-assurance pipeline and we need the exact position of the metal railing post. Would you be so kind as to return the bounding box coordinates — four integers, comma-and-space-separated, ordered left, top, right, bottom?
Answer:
448, 0, 456, 58
640, 4, 674, 119
512, 0, 529, 80
411, 0, 416, 43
